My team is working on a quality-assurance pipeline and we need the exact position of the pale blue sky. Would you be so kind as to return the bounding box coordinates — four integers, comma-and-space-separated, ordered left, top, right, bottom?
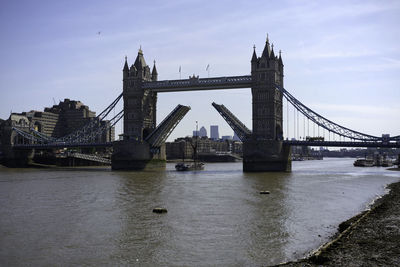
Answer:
1, 0, 399, 140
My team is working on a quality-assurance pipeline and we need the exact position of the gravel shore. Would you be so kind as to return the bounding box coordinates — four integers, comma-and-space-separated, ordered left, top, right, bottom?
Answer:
275, 178, 400, 267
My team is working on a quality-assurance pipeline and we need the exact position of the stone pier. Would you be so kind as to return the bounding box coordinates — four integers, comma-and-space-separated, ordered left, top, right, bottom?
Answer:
243, 140, 291, 172
111, 140, 165, 170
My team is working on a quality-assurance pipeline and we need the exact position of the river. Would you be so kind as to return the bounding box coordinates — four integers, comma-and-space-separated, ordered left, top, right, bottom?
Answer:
0, 158, 398, 266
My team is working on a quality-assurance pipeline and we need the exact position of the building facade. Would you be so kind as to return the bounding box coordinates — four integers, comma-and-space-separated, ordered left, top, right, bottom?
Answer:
166, 136, 243, 159
6, 98, 114, 143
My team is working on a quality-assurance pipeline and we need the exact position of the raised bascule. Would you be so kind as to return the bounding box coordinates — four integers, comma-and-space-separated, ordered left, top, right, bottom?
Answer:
3, 36, 400, 170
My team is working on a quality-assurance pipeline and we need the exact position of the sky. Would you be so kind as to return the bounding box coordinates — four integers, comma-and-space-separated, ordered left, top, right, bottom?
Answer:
1, 0, 399, 141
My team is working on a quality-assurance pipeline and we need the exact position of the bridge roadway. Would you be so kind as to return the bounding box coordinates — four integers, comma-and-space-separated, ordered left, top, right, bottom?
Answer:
143, 75, 252, 92
285, 140, 400, 148
12, 140, 400, 150
13, 142, 113, 149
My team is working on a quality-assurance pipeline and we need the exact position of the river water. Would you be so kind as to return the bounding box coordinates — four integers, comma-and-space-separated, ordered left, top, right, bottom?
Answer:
0, 158, 398, 266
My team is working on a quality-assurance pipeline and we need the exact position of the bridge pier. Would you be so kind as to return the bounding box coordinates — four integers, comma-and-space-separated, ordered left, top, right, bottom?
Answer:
0, 147, 35, 167
111, 140, 166, 170
0, 123, 35, 167
243, 140, 291, 172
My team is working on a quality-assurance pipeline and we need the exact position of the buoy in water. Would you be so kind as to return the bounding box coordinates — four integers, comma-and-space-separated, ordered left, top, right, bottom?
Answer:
153, 208, 168, 213
260, 191, 270, 194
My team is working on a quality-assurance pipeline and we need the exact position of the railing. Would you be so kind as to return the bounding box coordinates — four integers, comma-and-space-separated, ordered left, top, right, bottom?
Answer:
285, 140, 400, 148
68, 152, 111, 164
13, 142, 113, 149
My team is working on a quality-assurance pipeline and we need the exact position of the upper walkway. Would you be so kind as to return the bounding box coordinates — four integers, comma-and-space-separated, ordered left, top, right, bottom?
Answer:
143, 75, 252, 92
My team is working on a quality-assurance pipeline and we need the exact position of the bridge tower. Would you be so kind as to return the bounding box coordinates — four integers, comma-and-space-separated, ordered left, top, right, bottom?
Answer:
243, 37, 291, 171
112, 49, 165, 170
122, 48, 158, 140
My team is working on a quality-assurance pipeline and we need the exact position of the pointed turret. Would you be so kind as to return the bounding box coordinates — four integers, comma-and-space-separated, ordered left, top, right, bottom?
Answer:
123, 56, 129, 78
134, 47, 147, 70
123, 56, 129, 70
270, 43, 275, 59
152, 60, 158, 81
251, 45, 257, 62
251, 45, 258, 72
278, 50, 284, 76
261, 34, 271, 58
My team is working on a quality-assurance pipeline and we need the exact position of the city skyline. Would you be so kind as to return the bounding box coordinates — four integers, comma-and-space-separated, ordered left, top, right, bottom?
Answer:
1, 0, 399, 141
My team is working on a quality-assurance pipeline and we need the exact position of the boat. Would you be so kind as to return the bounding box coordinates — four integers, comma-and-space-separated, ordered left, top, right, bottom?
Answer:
353, 158, 374, 167
175, 162, 204, 171
381, 159, 394, 167
175, 121, 205, 171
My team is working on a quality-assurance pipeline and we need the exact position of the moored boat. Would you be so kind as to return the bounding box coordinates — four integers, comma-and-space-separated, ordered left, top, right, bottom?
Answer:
353, 158, 374, 167
175, 162, 204, 171
175, 121, 205, 171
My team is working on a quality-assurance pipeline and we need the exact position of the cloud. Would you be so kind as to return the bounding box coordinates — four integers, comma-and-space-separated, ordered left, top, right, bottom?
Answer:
300, 58, 400, 74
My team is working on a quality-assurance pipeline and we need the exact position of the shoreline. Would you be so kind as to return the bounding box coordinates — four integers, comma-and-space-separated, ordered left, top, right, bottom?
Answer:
274, 179, 400, 266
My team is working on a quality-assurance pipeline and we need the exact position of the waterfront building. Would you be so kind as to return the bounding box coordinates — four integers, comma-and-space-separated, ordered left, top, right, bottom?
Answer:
165, 136, 244, 160
5, 99, 114, 143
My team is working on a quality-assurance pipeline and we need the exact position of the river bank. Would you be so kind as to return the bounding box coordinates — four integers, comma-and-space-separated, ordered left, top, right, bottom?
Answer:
275, 178, 400, 267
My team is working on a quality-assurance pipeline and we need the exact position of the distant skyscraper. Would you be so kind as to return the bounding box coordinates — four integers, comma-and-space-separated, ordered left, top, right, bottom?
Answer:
193, 130, 200, 137
199, 126, 207, 137
210, 125, 219, 140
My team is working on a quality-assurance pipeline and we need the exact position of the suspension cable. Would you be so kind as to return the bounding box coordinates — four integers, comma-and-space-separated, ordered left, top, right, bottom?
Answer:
275, 84, 380, 141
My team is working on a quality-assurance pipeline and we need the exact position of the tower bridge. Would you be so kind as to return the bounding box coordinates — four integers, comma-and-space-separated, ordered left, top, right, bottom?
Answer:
114, 36, 289, 171
4, 35, 400, 170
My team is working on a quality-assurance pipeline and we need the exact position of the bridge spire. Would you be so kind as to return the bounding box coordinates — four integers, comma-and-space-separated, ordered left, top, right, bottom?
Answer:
262, 34, 271, 58
134, 47, 147, 70
123, 56, 129, 70
270, 43, 275, 58
123, 56, 129, 78
152, 60, 158, 81
251, 45, 257, 62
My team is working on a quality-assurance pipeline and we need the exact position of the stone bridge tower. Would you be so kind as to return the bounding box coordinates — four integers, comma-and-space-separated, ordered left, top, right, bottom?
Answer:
251, 37, 284, 140
112, 48, 165, 170
243, 37, 291, 171
122, 48, 158, 141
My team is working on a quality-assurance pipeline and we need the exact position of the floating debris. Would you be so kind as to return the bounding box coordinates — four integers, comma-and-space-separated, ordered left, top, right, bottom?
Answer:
153, 208, 168, 213
260, 191, 270, 194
